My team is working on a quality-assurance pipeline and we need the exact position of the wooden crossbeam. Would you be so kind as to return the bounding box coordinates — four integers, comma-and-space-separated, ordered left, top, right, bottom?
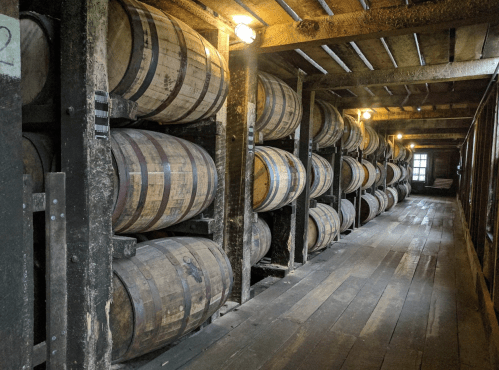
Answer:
143, 0, 236, 36
337, 90, 483, 109
414, 144, 460, 149
304, 59, 499, 91
402, 133, 466, 140
370, 108, 475, 121
231, 0, 499, 53
374, 119, 471, 131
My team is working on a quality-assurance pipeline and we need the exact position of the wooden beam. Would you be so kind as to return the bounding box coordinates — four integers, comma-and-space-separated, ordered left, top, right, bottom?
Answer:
402, 133, 466, 140
414, 144, 460, 149
304, 59, 499, 91
370, 108, 475, 121
143, 0, 235, 36
374, 119, 471, 131
231, 0, 499, 53
337, 90, 483, 109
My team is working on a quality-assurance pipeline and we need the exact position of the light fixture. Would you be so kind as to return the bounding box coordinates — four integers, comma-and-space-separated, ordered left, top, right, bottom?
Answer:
410, 143, 415, 148
416, 106, 421, 112
233, 15, 253, 25
362, 111, 371, 120
235, 23, 256, 44
397, 133, 403, 139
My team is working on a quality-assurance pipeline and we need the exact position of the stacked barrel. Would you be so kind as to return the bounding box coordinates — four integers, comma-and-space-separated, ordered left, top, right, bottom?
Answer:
21, 0, 235, 363
387, 141, 413, 204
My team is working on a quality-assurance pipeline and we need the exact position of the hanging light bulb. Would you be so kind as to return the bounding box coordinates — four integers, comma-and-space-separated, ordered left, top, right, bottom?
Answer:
397, 133, 403, 139
417, 106, 422, 112
235, 23, 256, 44
410, 143, 415, 148
362, 111, 371, 120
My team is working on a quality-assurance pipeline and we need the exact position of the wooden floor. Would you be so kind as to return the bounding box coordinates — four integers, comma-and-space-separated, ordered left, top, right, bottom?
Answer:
132, 195, 492, 370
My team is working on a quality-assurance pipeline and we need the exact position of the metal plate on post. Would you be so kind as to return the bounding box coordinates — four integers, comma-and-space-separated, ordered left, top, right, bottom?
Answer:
45, 173, 67, 369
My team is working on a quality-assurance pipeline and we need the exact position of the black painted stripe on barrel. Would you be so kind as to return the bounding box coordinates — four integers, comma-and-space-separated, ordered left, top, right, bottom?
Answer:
128, 2, 159, 102
197, 48, 225, 121
176, 239, 212, 325
111, 133, 131, 225
256, 72, 277, 134
151, 241, 192, 341
112, 259, 146, 361
197, 147, 215, 213
264, 75, 288, 139
173, 137, 198, 223
130, 254, 164, 346
111, 0, 145, 97
116, 131, 149, 232
205, 243, 228, 306
169, 35, 212, 123
139, 131, 171, 232
140, 11, 188, 119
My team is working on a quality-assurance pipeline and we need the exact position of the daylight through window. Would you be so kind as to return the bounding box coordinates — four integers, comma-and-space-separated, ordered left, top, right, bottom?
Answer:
413, 153, 427, 182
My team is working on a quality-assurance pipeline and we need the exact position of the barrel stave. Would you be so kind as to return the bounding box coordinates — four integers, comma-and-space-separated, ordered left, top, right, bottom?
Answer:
339, 198, 356, 232
310, 154, 333, 199
308, 203, 340, 252
360, 193, 379, 224
251, 217, 272, 265
341, 156, 365, 194
360, 159, 376, 190
312, 100, 344, 148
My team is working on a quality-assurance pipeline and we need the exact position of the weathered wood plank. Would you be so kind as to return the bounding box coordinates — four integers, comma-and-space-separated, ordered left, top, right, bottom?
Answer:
371, 108, 475, 121
305, 59, 499, 91
231, 0, 499, 53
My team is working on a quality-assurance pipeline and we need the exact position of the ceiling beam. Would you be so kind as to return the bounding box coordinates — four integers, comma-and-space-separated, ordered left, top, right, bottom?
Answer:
337, 90, 483, 110
304, 59, 499, 91
414, 145, 460, 149
230, 0, 499, 53
369, 108, 475, 121
373, 119, 471, 131
143, 0, 236, 36
401, 133, 466, 140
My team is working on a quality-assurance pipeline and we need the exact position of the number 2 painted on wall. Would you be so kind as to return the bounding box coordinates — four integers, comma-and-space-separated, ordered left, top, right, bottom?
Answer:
0, 26, 13, 66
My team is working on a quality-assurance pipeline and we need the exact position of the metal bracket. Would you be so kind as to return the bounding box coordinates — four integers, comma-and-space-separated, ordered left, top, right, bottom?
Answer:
112, 235, 137, 259
309, 199, 318, 209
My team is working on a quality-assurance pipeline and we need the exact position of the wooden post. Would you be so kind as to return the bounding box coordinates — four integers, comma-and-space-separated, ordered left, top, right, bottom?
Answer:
0, 3, 32, 368
60, 0, 114, 367
225, 48, 257, 304
295, 90, 315, 264
45, 173, 67, 369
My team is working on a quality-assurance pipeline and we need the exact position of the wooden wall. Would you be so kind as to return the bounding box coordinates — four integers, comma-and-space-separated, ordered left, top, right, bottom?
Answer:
411, 149, 460, 195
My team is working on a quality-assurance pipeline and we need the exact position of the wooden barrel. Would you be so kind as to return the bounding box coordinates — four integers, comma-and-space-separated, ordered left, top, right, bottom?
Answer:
108, 0, 229, 124
405, 148, 413, 162
397, 183, 409, 202
360, 193, 379, 224
310, 154, 333, 199
22, 132, 56, 193
375, 133, 387, 158
342, 115, 364, 153
393, 142, 406, 161
386, 162, 402, 185
111, 237, 232, 362
253, 146, 305, 212
256, 72, 302, 140
312, 100, 344, 148
361, 159, 376, 190
374, 190, 388, 215
386, 141, 394, 159
375, 162, 387, 188
399, 165, 408, 182
385, 187, 399, 211
308, 203, 340, 253
339, 199, 356, 232
361, 125, 379, 156
408, 166, 413, 181
20, 12, 58, 106
341, 156, 365, 194
251, 217, 271, 266
407, 181, 412, 195
111, 129, 217, 233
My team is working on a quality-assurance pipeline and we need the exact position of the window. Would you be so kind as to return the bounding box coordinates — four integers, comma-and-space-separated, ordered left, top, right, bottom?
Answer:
413, 153, 427, 181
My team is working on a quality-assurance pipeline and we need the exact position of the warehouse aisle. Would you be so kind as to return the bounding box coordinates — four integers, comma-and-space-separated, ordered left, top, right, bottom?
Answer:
134, 195, 492, 370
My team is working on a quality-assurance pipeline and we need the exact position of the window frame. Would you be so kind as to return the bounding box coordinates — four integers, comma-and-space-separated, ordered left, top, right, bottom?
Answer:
412, 153, 428, 182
